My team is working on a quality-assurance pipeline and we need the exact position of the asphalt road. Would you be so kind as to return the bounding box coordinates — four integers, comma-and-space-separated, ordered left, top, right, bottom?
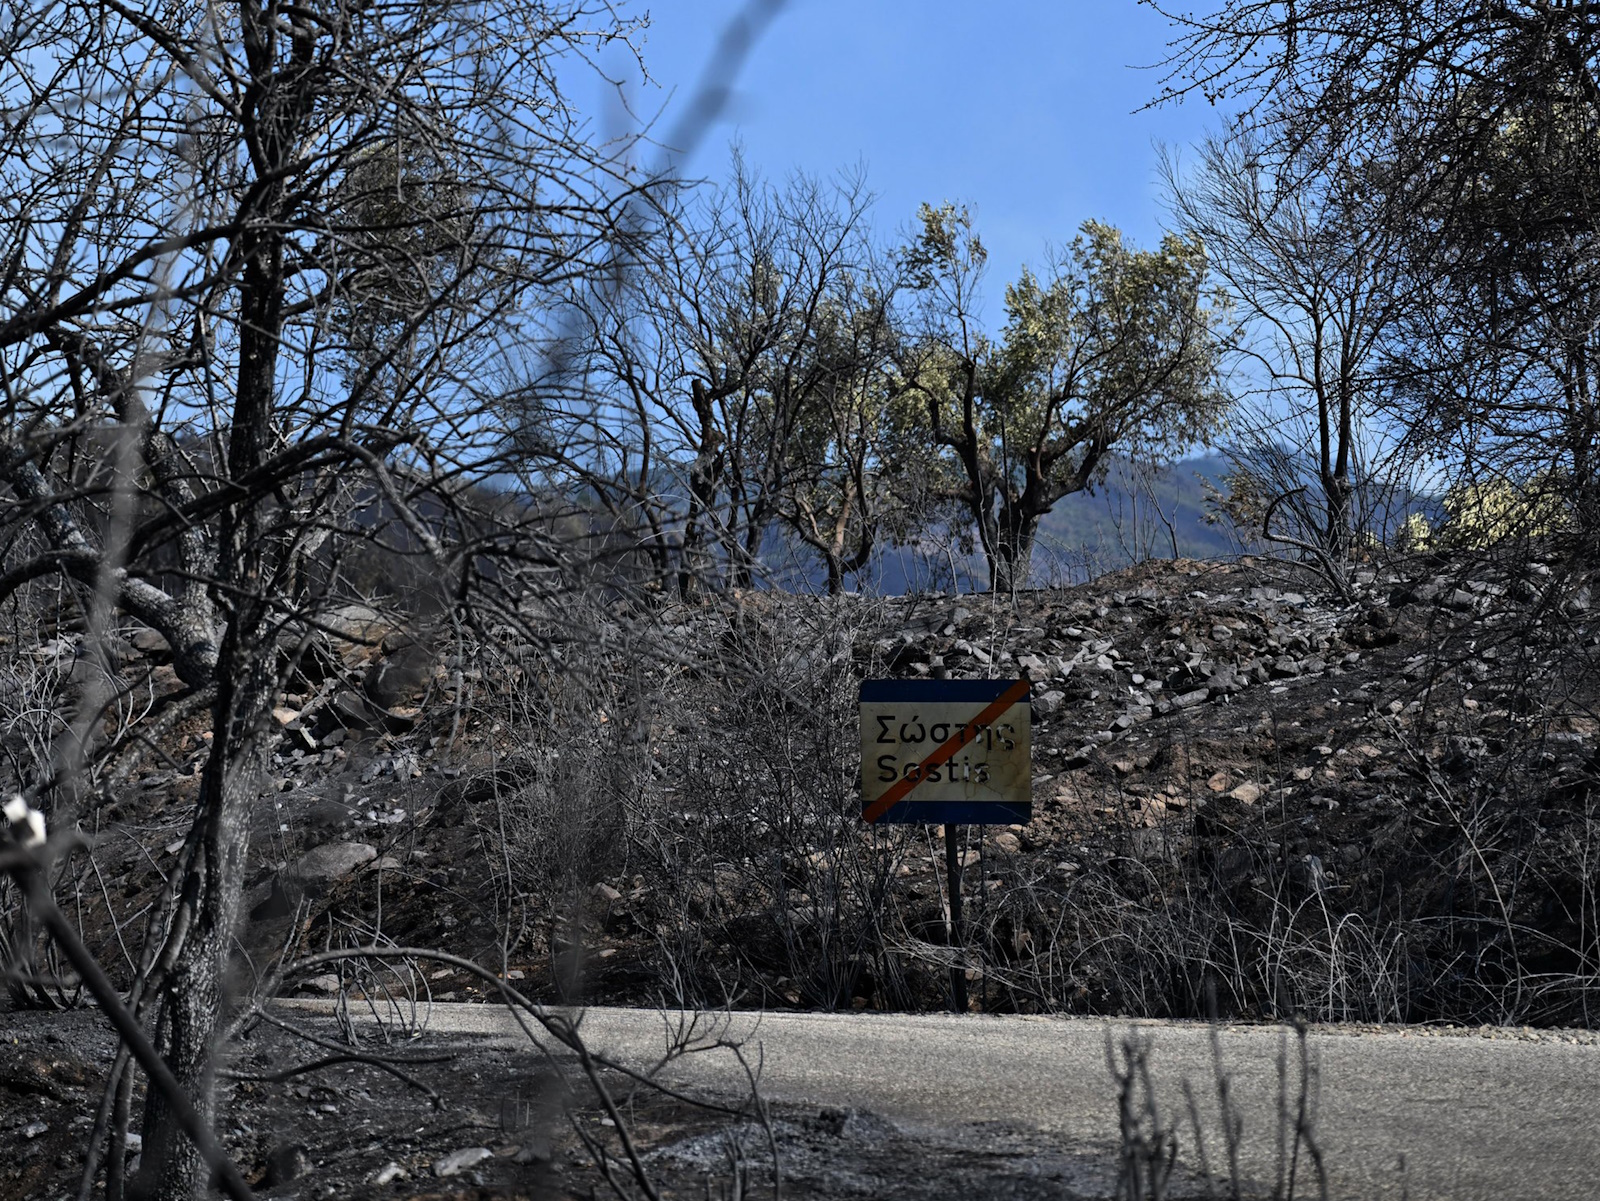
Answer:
278, 1001, 1600, 1199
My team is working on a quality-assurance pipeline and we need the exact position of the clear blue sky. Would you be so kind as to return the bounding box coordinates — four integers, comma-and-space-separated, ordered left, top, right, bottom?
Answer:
591, 1, 1231, 329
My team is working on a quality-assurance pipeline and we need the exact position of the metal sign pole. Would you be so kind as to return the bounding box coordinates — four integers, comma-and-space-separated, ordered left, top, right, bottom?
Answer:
945, 822, 967, 1013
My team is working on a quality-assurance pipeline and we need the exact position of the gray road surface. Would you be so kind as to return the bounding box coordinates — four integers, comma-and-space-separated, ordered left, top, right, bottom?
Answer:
278, 1001, 1600, 1199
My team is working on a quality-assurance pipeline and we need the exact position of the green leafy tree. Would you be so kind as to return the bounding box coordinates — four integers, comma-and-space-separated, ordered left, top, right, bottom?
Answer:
1441, 471, 1574, 548
894, 204, 1230, 592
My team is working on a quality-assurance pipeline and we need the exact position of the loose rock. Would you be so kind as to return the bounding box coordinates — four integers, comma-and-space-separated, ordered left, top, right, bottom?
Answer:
433, 1147, 493, 1178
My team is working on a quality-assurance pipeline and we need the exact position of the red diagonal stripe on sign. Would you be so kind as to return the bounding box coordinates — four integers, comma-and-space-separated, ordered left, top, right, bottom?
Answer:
863, 678, 1031, 824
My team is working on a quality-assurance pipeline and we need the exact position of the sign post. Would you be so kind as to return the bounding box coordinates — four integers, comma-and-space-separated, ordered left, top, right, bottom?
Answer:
943, 819, 967, 1013
860, 679, 1032, 1012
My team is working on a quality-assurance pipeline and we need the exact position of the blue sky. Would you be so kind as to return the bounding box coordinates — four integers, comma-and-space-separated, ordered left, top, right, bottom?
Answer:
591, 1, 1232, 329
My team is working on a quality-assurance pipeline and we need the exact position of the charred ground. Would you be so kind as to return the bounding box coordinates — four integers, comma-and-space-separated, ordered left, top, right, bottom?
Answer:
37, 548, 1600, 1028
7, 548, 1600, 1199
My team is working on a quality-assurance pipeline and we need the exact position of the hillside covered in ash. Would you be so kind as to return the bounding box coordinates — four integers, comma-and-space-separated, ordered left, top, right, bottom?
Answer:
45, 548, 1600, 1033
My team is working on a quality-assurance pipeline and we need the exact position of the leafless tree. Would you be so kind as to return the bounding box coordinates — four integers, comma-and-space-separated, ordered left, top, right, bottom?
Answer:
1148, 0, 1600, 549
1163, 129, 1410, 573
0, 2, 655, 1196
552, 158, 900, 595
769, 253, 905, 594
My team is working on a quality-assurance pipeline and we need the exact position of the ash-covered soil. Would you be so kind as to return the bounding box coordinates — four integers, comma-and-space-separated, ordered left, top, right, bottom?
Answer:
35, 549, 1600, 1028
13, 545, 1600, 1198
0, 1006, 1137, 1201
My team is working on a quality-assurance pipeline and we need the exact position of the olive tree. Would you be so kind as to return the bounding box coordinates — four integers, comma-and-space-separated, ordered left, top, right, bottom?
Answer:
893, 204, 1230, 592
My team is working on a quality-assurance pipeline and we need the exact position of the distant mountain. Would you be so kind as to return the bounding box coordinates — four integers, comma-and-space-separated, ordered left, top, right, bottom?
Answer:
763, 455, 1246, 595
1030, 454, 1240, 580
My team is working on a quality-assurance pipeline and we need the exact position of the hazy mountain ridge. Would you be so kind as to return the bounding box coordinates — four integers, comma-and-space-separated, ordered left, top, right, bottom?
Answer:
765, 454, 1240, 594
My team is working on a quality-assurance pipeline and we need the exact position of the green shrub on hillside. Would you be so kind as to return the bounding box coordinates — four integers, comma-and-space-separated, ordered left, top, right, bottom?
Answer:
1438, 472, 1572, 547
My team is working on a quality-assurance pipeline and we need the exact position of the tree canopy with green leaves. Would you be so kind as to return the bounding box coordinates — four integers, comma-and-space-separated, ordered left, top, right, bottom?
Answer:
891, 204, 1230, 591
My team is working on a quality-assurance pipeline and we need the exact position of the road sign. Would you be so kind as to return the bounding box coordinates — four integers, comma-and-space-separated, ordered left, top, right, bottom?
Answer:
859, 679, 1032, 824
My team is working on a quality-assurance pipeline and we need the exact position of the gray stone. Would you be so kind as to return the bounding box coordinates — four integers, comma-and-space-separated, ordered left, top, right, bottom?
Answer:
285, 841, 376, 893
1129, 826, 1182, 865
432, 1147, 493, 1178
1208, 664, 1243, 693
366, 642, 435, 710
371, 1162, 407, 1186
1172, 688, 1209, 709
1215, 845, 1254, 882
953, 639, 992, 665
306, 800, 356, 831
129, 628, 169, 654
1298, 853, 1330, 893
263, 1143, 312, 1187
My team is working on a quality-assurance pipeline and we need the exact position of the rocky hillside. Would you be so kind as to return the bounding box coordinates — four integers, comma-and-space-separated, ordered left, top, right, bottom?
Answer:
52, 548, 1600, 1029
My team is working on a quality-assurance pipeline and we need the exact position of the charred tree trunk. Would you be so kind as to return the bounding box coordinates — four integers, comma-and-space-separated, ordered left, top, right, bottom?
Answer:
680, 379, 724, 599
1321, 372, 1356, 560
135, 19, 313, 1191
132, 639, 275, 1200
988, 503, 1041, 595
